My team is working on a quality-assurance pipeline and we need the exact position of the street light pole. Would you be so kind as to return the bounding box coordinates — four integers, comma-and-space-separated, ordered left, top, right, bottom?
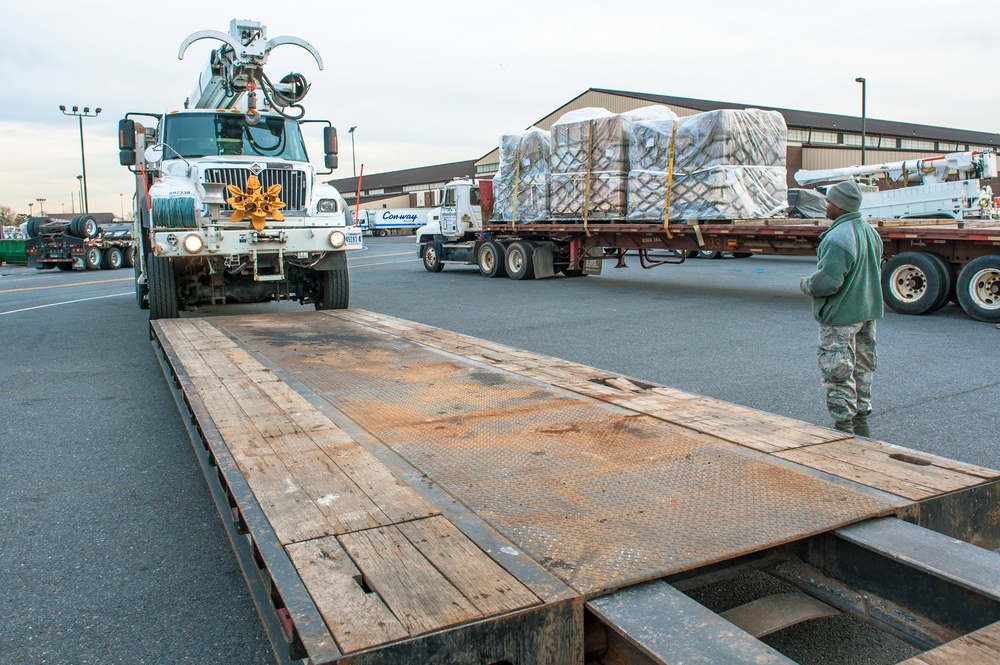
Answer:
77, 176, 84, 214
36, 198, 46, 215
855, 77, 867, 166
349, 126, 358, 178
60, 105, 102, 213
28, 203, 34, 217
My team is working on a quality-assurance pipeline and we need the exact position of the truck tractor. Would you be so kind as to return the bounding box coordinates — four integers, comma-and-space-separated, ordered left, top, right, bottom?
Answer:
118, 19, 362, 319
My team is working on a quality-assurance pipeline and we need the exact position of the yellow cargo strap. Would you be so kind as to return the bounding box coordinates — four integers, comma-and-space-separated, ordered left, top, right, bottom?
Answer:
511, 137, 522, 231
663, 120, 679, 239
583, 120, 594, 237
902, 162, 909, 187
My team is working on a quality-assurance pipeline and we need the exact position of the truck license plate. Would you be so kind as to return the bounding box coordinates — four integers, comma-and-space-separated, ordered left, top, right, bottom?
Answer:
347, 233, 363, 245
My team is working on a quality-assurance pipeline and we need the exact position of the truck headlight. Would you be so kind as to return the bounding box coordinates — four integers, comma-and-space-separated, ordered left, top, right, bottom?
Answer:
329, 231, 346, 248
183, 234, 204, 253
317, 198, 339, 213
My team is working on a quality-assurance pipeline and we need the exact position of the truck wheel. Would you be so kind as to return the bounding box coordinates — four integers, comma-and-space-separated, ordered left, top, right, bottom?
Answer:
560, 267, 586, 277
315, 268, 350, 310
134, 259, 149, 310
148, 253, 178, 319
125, 246, 136, 268
422, 243, 444, 273
698, 250, 723, 259
102, 247, 124, 270
70, 215, 99, 239
506, 241, 535, 280
881, 252, 946, 315
924, 253, 956, 313
477, 241, 507, 278
956, 255, 1000, 323
84, 247, 103, 270
26, 216, 47, 238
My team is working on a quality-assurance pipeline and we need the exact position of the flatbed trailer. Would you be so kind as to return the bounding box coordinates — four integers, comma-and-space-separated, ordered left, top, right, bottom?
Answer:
152, 310, 1000, 664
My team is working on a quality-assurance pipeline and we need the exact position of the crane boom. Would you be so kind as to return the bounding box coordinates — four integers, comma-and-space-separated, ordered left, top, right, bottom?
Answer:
794, 151, 997, 186
178, 19, 323, 122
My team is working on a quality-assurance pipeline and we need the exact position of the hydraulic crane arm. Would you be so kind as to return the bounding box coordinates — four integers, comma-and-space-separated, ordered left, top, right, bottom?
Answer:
794, 151, 997, 186
178, 19, 323, 122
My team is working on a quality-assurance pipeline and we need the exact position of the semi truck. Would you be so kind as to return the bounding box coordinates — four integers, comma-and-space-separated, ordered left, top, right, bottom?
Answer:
23, 214, 134, 271
150, 308, 1000, 665
415, 177, 1000, 323
117, 19, 362, 320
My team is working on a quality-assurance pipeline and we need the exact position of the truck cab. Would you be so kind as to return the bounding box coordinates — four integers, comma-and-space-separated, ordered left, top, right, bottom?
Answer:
416, 178, 482, 242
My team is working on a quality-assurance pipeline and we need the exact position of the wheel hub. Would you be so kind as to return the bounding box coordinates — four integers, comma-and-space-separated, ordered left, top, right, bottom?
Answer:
890, 266, 927, 301
969, 268, 1000, 310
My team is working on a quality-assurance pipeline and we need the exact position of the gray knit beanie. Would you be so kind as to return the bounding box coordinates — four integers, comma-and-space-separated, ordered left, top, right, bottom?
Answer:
826, 179, 863, 213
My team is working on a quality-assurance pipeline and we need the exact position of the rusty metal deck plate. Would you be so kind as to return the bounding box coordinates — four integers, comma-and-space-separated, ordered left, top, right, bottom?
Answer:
216, 313, 898, 596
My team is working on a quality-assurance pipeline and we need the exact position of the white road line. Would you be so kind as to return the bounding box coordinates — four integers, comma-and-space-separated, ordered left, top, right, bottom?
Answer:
350, 259, 420, 268
349, 251, 416, 261
0, 292, 133, 316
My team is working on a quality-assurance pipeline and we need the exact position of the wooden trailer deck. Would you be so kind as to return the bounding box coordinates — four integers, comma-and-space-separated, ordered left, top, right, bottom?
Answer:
152, 311, 1000, 664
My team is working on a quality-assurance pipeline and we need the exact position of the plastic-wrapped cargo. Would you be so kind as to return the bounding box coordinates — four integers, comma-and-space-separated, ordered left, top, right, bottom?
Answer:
627, 108, 788, 221
492, 127, 552, 223
550, 105, 677, 218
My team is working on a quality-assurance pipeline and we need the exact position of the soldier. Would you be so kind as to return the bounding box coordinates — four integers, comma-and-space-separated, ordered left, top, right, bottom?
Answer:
800, 179, 884, 436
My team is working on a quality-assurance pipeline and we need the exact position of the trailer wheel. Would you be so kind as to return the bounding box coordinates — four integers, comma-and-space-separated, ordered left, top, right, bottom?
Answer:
25, 216, 47, 238
148, 253, 178, 319
421, 243, 444, 273
560, 267, 586, 277
956, 255, 1000, 323
315, 267, 350, 310
881, 252, 947, 315
102, 247, 124, 270
477, 241, 507, 278
924, 253, 956, 313
506, 241, 535, 280
698, 250, 724, 259
84, 247, 103, 270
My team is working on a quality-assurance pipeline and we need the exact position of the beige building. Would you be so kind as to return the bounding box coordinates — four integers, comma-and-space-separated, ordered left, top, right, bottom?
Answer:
332, 88, 1000, 208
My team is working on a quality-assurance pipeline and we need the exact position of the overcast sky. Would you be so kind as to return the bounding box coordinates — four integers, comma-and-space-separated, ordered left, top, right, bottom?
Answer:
3, 1, 998, 217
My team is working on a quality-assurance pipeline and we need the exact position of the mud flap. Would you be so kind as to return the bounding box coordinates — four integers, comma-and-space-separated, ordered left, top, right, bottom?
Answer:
533, 245, 555, 279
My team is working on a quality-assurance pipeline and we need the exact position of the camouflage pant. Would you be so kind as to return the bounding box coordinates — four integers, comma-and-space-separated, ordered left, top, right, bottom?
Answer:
817, 321, 877, 426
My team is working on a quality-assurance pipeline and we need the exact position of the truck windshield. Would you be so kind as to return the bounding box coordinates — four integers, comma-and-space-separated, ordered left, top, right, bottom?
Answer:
163, 114, 308, 161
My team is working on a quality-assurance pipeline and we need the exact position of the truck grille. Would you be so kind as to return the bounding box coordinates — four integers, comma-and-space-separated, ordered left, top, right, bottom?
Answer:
204, 168, 308, 212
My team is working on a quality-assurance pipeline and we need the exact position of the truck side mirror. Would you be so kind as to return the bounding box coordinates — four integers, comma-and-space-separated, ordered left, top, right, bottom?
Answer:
324, 126, 338, 156
325, 154, 338, 170
119, 119, 137, 165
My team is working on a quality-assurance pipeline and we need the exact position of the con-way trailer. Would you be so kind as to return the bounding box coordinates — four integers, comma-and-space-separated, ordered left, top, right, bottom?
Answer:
152, 309, 1000, 665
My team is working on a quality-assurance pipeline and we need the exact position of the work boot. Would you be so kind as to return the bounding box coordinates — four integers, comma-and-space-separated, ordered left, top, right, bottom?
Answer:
833, 419, 854, 434
853, 413, 872, 438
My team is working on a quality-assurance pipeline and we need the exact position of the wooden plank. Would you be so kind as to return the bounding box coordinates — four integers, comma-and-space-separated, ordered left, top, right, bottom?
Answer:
396, 516, 540, 616
875, 219, 959, 228
286, 536, 409, 654
777, 440, 994, 501
338, 525, 483, 635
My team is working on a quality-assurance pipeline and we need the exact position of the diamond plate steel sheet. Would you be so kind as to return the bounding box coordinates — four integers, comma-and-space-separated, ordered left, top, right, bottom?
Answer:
218, 314, 896, 595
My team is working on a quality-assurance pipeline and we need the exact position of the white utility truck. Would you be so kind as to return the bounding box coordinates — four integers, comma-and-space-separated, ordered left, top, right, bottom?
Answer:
118, 19, 362, 319
795, 151, 999, 221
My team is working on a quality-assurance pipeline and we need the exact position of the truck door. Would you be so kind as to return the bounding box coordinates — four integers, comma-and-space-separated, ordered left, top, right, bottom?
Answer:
441, 186, 460, 236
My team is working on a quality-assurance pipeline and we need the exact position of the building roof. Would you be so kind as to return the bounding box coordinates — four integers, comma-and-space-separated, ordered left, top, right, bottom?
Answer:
589, 88, 1000, 146
329, 160, 478, 195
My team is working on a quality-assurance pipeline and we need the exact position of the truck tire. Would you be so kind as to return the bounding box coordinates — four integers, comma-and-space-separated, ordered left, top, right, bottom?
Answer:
148, 253, 178, 319
134, 258, 149, 310
25, 216, 47, 238
421, 243, 444, 273
924, 253, 956, 313
505, 241, 535, 280
102, 247, 124, 270
84, 247, 103, 270
881, 252, 947, 315
315, 268, 350, 310
956, 255, 1000, 323
477, 241, 507, 278
697, 250, 723, 259
70, 215, 99, 239
125, 246, 136, 268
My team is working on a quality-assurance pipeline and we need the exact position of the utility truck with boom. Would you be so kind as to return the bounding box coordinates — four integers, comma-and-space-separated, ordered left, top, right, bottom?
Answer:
118, 19, 361, 319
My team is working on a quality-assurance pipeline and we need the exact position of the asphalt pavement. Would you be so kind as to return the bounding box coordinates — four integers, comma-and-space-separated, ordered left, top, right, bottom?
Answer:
1, 236, 997, 664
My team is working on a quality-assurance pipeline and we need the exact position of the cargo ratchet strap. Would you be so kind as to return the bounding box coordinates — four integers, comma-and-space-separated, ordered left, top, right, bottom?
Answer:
511, 137, 522, 231
662, 120, 678, 239
584, 120, 594, 237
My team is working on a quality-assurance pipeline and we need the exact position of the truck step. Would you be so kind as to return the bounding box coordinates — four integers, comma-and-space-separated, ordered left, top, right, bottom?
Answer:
587, 580, 796, 664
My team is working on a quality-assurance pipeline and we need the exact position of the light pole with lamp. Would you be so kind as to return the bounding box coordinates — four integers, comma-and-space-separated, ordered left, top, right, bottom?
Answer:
28, 203, 34, 217
36, 198, 46, 215
855, 77, 866, 166
60, 105, 102, 213
349, 126, 358, 178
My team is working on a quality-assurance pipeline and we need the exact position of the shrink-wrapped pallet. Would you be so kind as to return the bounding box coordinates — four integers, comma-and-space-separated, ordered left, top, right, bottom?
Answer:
550, 105, 676, 218
492, 127, 551, 223
627, 109, 788, 221
628, 167, 788, 221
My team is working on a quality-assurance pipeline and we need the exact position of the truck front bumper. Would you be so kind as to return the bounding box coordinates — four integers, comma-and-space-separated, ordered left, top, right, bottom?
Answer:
153, 226, 363, 259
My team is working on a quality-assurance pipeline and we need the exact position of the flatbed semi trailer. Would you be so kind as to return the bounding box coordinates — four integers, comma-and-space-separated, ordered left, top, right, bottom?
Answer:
416, 179, 1000, 323
152, 310, 1000, 665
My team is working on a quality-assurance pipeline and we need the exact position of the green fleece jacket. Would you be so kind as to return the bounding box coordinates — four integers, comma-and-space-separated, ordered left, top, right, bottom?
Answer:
800, 211, 884, 325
